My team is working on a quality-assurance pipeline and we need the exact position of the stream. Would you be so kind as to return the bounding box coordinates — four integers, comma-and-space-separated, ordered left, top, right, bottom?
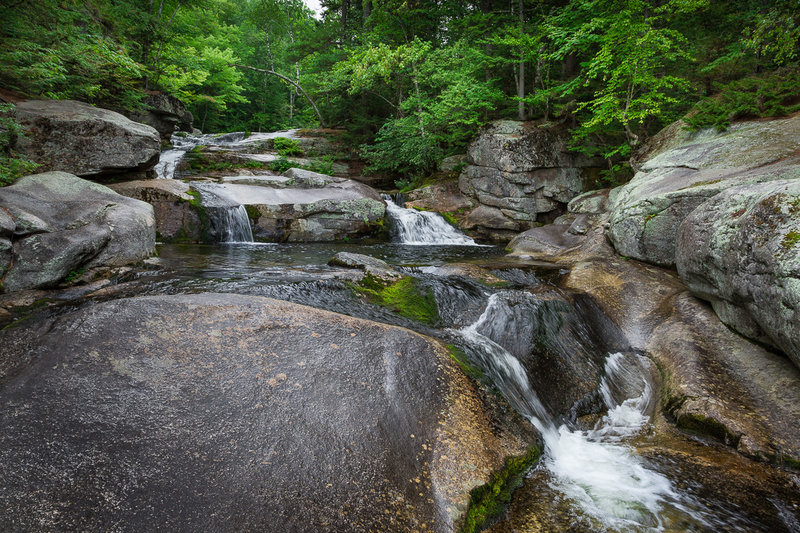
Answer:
92, 198, 785, 531
4, 136, 793, 532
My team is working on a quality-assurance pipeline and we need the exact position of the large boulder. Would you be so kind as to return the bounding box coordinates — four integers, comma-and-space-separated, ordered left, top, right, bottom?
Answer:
128, 92, 193, 141
0, 293, 534, 531
457, 121, 601, 241
675, 179, 800, 367
228, 176, 386, 242
110, 179, 202, 242
607, 115, 800, 266
0, 172, 155, 292
13, 99, 161, 180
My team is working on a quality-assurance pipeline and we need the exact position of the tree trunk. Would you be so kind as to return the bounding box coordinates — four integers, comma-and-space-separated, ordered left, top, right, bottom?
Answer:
342, 0, 349, 43
517, 0, 526, 121
363, 0, 371, 24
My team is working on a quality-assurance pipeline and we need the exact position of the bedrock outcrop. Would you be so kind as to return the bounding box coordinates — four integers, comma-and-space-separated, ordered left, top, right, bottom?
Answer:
0, 293, 534, 532
13, 99, 161, 180
606, 115, 800, 267
0, 172, 155, 292
507, 209, 800, 466
457, 120, 602, 241
675, 179, 800, 368
127, 92, 194, 141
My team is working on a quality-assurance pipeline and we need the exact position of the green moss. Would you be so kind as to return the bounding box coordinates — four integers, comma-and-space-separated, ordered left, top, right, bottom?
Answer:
244, 205, 261, 220
441, 211, 460, 228
459, 446, 542, 533
789, 197, 800, 215
186, 188, 211, 241
447, 344, 485, 381
351, 274, 439, 325
63, 267, 86, 284
782, 230, 800, 251
778, 454, 800, 470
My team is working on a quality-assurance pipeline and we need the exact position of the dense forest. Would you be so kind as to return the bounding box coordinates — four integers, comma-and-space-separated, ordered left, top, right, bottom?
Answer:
1, 0, 799, 184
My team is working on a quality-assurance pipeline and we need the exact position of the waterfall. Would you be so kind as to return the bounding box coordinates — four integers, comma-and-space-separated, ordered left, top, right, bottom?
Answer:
211, 204, 254, 243
191, 183, 254, 243
453, 292, 719, 531
154, 149, 187, 179
381, 194, 477, 245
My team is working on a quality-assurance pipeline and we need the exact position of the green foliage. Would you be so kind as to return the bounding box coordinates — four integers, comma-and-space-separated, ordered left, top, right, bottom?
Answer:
269, 157, 295, 173
2, 0, 798, 192
684, 69, 800, 131
0, 0, 145, 108
460, 446, 542, 533
0, 104, 39, 186
334, 38, 501, 178
353, 274, 440, 326
273, 137, 304, 156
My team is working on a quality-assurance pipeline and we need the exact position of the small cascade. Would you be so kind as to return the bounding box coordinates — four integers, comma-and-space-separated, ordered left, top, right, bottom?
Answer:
381, 194, 477, 245
213, 204, 254, 243
454, 292, 724, 531
191, 183, 254, 243
154, 129, 300, 179
154, 148, 187, 179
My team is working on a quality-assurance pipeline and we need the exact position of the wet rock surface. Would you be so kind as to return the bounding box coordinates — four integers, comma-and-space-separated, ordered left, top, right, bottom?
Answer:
0, 293, 534, 532
204, 177, 386, 242
328, 251, 400, 281
13, 99, 161, 179
111, 170, 386, 243
405, 180, 472, 215
0, 172, 155, 292
509, 207, 800, 465
110, 179, 201, 242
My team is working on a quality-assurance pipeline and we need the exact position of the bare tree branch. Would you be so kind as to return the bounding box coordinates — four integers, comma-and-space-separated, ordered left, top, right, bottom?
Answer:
230, 63, 326, 127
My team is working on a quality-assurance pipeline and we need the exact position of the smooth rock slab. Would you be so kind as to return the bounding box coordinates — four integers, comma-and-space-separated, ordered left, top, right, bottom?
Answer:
0, 293, 532, 532
607, 115, 800, 266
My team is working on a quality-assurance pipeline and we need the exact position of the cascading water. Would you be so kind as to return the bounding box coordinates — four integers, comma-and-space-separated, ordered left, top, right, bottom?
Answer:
381, 195, 477, 245
453, 292, 741, 532
154, 130, 300, 179
190, 183, 254, 243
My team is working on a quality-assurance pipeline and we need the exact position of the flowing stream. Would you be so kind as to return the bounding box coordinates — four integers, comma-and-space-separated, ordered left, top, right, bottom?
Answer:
135, 131, 799, 531
453, 292, 758, 532
189, 183, 254, 243
154, 130, 300, 179
381, 194, 477, 245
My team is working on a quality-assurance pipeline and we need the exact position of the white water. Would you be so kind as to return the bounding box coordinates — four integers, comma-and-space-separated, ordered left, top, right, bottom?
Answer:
381, 195, 477, 246
154, 130, 300, 179
215, 204, 254, 243
190, 183, 254, 243
454, 292, 717, 532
